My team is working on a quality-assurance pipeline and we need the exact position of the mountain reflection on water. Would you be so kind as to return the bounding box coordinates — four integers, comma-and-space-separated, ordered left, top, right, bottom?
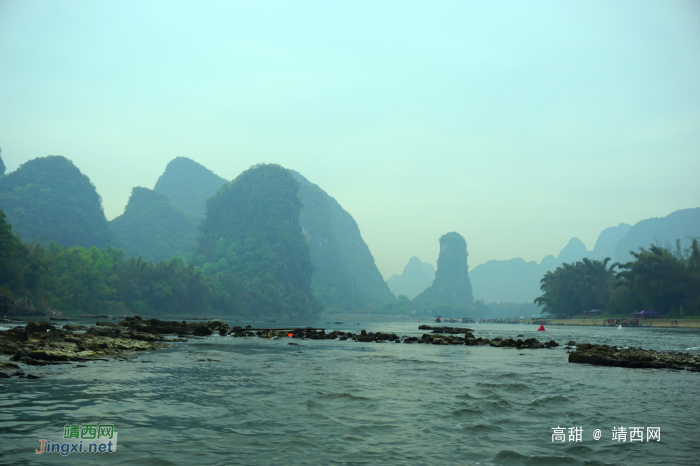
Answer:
1, 320, 699, 466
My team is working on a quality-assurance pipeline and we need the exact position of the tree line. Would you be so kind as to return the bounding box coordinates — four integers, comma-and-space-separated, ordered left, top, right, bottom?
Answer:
535, 239, 700, 317
0, 209, 224, 317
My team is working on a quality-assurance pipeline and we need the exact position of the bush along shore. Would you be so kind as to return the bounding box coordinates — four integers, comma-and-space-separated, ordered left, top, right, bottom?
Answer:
2, 318, 699, 379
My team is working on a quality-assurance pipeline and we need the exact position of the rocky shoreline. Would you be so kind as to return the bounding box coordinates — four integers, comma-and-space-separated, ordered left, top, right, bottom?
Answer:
2, 317, 698, 379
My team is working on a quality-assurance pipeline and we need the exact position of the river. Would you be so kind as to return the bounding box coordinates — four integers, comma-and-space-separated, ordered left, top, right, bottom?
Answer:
1, 320, 699, 465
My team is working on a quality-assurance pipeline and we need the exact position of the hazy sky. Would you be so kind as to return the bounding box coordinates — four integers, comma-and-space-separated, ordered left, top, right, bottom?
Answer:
1, 0, 699, 278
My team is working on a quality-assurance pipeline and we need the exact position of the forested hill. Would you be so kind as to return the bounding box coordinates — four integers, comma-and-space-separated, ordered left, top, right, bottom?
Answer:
195, 164, 320, 319
110, 187, 199, 263
0, 155, 117, 248
291, 171, 396, 308
154, 157, 228, 219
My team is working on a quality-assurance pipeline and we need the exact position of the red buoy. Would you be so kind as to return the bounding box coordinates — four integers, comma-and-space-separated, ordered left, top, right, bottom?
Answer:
537, 324, 545, 331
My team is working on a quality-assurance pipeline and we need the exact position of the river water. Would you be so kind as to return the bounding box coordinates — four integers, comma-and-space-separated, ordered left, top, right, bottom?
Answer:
1, 320, 699, 465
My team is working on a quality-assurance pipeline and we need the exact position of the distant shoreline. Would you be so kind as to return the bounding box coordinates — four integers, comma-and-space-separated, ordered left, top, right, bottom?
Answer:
522, 318, 700, 328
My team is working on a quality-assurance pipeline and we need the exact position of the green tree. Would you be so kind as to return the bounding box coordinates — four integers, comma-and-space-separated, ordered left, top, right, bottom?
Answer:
535, 258, 617, 317
611, 241, 700, 315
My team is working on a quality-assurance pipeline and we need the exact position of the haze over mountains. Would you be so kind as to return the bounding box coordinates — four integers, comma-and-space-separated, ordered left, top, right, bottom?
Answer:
154, 157, 228, 219
0, 151, 697, 316
386, 210, 699, 305
0, 152, 395, 314
386, 257, 435, 299
292, 171, 395, 309
469, 209, 699, 304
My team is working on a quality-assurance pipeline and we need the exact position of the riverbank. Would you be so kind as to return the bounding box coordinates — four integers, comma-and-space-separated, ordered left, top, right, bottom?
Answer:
4, 317, 700, 382
523, 318, 700, 328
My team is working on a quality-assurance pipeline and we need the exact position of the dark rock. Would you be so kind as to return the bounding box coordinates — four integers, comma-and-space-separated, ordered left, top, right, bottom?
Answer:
63, 324, 87, 331
193, 327, 212, 336
419, 325, 474, 334
568, 344, 700, 371
566, 341, 576, 346
87, 326, 122, 338
524, 338, 544, 349
544, 340, 559, 348
22, 358, 48, 366
25, 321, 55, 335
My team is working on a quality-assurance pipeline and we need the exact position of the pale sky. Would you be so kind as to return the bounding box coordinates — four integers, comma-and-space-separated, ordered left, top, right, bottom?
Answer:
1, 0, 699, 279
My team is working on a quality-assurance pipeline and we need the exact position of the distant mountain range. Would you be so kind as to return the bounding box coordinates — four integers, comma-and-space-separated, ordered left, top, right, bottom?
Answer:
0, 153, 696, 312
469, 208, 700, 303
386, 257, 435, 299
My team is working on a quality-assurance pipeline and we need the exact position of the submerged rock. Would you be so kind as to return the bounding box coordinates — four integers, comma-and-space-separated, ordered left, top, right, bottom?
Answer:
418, 325, 474, 334
0, 321, 173, 376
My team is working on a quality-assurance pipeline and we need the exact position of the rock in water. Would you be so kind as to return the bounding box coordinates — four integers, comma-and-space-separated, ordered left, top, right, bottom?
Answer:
569, 343, 700, 371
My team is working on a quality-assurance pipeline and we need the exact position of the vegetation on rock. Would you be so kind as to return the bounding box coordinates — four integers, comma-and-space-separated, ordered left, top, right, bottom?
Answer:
0, 156, 118, 249
110, 187, 199, 263
195, 164, 320, 319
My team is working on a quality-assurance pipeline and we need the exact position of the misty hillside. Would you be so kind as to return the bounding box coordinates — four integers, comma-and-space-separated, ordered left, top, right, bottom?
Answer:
556, 237, 588, 265
471, 209, 699, 303
195, 164, 319, 319
590, 223, 631, 260
293, 173, 365, 308
0, 155, 117, 248
614, 208, 700, 263
386, 256, 435, 299
110, 187, 199, 263
469, 258, 543, 303
470, 237, 590, 303
154, 157, 228, 219
292, 171, 395, 307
